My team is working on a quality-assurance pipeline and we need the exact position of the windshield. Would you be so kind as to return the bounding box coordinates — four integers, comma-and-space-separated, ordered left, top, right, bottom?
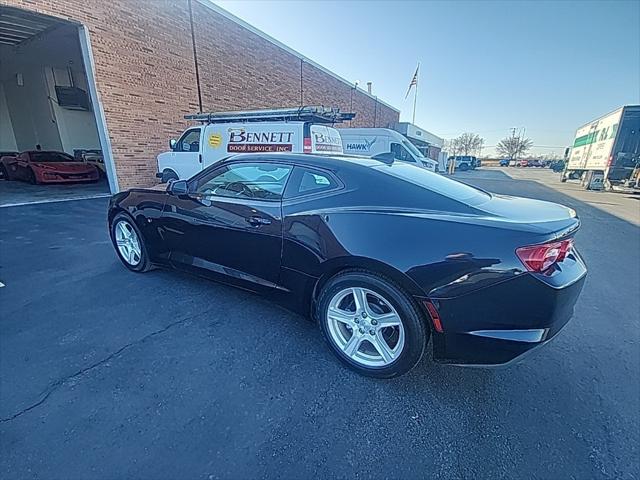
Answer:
401, 139, 425, 159
374, 162, 490, 204
30, 152, 77, 163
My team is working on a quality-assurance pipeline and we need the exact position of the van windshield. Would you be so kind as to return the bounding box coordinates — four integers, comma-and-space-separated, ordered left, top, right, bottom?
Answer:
373, 162, 490, 205
402, 140, 426, 159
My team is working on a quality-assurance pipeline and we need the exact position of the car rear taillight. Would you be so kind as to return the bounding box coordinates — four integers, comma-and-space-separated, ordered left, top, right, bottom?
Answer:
516, 238, 574, 272
303, 137, 312, 154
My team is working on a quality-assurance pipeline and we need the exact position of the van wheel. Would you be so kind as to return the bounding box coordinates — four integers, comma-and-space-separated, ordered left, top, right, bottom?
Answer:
317, 271, 428, 378
161, 169, 179, 183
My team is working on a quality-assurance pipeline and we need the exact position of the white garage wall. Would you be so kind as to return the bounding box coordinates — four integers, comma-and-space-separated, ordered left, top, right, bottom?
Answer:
45, 66, 101, 153
0, 25, 100, 155
0, 83, 17, 151
2, 57, 63, 151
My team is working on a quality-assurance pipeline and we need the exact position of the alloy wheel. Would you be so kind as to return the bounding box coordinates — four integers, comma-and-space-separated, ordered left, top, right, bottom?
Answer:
114, 220, 142, 266
326, 287, 405, 367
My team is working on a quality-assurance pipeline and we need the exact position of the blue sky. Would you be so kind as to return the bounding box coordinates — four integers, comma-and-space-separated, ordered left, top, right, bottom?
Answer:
214, 0, 639, 156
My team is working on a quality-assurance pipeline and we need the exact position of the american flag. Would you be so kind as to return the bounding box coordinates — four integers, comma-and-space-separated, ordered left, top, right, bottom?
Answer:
405, 64, 420, 99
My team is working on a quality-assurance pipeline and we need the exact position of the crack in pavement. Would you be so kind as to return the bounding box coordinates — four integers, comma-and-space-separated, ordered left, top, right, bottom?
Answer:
1, 310, 205, 423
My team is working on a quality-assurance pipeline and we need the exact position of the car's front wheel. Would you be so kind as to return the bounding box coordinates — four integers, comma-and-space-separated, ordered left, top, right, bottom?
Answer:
317, 271, 428, 378
110, 213, 153, 272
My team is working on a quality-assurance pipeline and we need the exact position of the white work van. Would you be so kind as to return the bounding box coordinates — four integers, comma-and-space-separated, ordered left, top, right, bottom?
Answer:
157, 106, 350, 182
338, 128, 438, 172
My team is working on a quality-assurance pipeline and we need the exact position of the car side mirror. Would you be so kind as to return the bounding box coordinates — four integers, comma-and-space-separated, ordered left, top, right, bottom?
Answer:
169, 139, 177, 150
168, 179, 189, 195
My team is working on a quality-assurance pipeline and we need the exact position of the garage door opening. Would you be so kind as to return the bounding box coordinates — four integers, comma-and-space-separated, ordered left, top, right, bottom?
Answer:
0, 6, 116, 207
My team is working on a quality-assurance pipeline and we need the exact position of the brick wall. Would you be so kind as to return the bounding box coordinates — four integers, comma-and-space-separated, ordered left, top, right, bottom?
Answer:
1, 0, 399, 190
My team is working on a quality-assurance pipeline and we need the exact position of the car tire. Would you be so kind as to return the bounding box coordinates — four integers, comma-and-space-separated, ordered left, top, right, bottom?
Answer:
317, 271, 428, 378
0, 164, 8, 180
109, 213, 153, 273
458, 163, 469, 171
26, 168, 38, 185
161, 169, 179, 183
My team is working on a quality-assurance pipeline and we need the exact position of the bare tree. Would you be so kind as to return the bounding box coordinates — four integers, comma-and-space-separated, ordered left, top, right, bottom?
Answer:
444, 138, 460, 157
454, 132, 484, 156
445, 133, 484, 158
496, 134, 533, 160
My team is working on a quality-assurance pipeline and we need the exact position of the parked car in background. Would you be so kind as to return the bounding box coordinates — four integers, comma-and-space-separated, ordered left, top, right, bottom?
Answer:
516, 159, 529, 167
75, 149, 106, 178
109, 152, 586, 378
528, 159, 543, 168
0, 150, 99, 184
550, 160, 566, 172
499, 159, 510, 167
447, 155, 477, 171
339, 128, 437, 172
0, 151, 18, 179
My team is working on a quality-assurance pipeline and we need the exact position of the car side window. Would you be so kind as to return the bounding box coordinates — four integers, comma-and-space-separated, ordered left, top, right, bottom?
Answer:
390, 143, 415, 163
284, 166, 339, 198
175, 129, 201, 152
194, 162, 292, 201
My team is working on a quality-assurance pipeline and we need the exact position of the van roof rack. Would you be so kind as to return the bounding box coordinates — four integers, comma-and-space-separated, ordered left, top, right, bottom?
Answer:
184, 106, 355, 125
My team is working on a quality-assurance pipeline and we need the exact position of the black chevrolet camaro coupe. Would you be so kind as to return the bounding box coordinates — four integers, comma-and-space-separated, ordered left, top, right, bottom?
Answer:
108, 153, 587, 377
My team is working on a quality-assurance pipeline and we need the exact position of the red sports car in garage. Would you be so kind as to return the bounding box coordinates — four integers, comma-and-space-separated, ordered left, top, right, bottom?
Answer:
0, 150, 99, 184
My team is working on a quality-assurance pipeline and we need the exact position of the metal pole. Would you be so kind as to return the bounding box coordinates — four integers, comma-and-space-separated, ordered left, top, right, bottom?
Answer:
412, 62, 419, 125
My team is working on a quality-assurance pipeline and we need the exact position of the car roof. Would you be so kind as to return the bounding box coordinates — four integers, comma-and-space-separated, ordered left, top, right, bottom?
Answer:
225, 152, 383, 171
24, 150, 71, 155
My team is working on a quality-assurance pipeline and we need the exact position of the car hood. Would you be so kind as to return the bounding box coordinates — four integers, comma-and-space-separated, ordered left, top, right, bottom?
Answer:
31, 162, 95, 172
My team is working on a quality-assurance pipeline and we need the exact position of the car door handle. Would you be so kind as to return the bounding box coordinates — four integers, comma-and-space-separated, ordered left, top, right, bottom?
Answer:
247, 216, 271, 226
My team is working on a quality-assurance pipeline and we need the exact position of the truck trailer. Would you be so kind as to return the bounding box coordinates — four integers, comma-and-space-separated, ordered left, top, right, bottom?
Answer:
563, 105, 640, 190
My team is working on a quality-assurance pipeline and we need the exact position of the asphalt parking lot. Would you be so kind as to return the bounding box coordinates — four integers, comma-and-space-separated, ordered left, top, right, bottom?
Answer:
1, 169, 639, 479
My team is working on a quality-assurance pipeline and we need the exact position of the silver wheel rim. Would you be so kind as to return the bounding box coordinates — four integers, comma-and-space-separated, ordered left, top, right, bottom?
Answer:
326, 287, 405, 367
114, 219, 142, 266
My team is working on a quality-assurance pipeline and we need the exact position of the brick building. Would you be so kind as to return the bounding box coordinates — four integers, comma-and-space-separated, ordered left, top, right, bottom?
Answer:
0, 0, 399, 194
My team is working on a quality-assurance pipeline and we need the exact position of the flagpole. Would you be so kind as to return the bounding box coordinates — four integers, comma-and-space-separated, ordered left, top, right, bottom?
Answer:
412, 62, 419, 124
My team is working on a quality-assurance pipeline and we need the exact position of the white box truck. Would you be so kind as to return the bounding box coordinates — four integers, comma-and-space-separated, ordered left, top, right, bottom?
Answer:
338, 128, 438, 172
563, 105, 640, 190
157, 106, 351, 182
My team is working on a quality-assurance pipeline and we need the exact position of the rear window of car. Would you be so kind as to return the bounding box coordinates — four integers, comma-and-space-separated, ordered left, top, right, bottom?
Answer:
373, 162, 490, 205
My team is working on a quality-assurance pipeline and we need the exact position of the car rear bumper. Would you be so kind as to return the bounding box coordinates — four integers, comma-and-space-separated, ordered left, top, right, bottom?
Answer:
426, 250, 587, 366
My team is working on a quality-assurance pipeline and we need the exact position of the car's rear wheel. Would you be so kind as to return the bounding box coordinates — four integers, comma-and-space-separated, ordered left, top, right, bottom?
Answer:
459, 163, 469, 171
0, 164, 8, 180
110, 213, 152, 272
317, 271, 428, 378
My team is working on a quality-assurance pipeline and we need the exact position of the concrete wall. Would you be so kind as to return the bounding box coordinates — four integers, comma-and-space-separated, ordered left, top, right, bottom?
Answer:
1, 0, 400, 190
0, 83, 17, 150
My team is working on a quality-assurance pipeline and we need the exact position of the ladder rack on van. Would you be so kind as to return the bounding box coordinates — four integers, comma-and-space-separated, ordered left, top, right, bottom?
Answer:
184, 106, 355, 125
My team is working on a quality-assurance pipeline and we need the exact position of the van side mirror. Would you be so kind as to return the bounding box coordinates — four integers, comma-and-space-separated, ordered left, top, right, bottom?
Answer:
168, 179, 189, 195
169, 139, 177, 150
